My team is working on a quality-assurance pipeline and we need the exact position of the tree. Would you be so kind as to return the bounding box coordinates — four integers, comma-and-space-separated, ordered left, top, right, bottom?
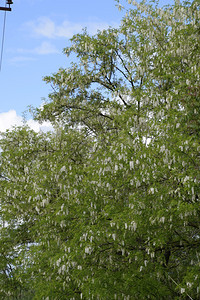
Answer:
0, 0, 199, 299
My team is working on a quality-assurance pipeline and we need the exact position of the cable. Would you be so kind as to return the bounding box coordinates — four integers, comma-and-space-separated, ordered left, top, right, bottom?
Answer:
0, 1, 7, 72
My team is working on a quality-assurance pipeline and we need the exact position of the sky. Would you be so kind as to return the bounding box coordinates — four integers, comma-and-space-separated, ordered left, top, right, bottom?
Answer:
0, 0, 173, 132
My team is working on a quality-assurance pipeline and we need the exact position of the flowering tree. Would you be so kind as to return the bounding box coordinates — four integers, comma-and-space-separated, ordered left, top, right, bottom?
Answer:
0, 0, 199, 299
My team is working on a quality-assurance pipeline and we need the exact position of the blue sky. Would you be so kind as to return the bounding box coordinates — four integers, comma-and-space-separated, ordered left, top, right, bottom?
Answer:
0, 0, 173, 132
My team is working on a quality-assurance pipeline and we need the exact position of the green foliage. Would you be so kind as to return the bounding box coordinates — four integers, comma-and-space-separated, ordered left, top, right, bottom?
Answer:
0, 0, 200, 299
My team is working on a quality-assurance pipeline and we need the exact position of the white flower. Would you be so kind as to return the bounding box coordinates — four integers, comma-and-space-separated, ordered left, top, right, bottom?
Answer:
160, 145, 165, 152
192, 187, 194, 195
131, 221, 137, 231
62, 265, 66, 272
160, 217, 165, 223
180, 288, 185, 294
129, 161, 134, 169
112, 233, 116, 241
85, 246, 92, 254
186, 79, 190, 85
56, 258, 61, 267
149, 187, 154, 194
60, 166, 66, 172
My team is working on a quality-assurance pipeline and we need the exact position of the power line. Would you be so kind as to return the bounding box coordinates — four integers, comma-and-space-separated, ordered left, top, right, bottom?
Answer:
0, 2, 7, 72
0, 1, 13, 72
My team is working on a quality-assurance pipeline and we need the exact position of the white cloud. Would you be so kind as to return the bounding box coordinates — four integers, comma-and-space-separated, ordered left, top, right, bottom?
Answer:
17, 41, 59, 55
0, 110, 53, 133
25, 17, 118, 39
9, 42, 59, 66
33, 41, 59, 55
27, 17, 56, 38
9, 56, 37, 63
0, 110, 22, 132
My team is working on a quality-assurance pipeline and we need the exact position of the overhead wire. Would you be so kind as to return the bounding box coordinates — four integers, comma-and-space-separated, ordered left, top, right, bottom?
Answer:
0, 1, 7, 72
